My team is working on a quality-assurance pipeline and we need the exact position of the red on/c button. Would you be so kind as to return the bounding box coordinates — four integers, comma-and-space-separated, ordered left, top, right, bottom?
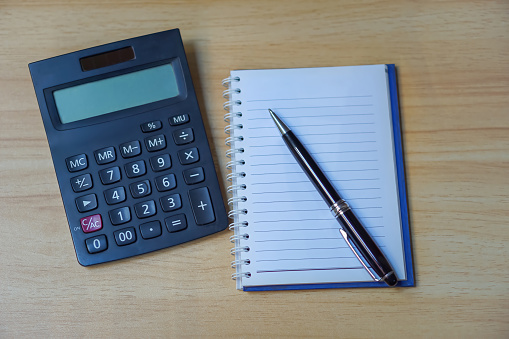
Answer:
80, 214, 103, 233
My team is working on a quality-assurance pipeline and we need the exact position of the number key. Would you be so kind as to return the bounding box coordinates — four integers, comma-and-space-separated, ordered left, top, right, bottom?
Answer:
129, 180, 151, 198
104, 186, 126, 205
160, 193, 182, 212
150, 154, 171, 172
134, 200, 157, 219
99, 166, 121, 185
125, 160, 146, 178
109, 206, 131, 225
114, 227, 137, 246
86, 235, 108, 254
155, 174, 177, 192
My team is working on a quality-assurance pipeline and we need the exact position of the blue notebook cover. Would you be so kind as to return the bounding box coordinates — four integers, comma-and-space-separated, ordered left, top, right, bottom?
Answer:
243, 64, 414, 291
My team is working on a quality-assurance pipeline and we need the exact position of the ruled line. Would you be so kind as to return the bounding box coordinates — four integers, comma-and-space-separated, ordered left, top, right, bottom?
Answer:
251, 188, 382, 195
251, 197, 382, 204
245, 95, 372, 103
249, 150, 377, 157
251, 206, 382, 213
249, 131, 376, 138
247, 113, 374, 120
246, 104, 373, 112
257, 256, 353, 262
249, 141, 377, 147
257, 267, 365, 274
250, 169, 380, 175
253, 226, 383, 232
250, 178, 380, 185
249, 160, 378, 167
246, 122, 375, 130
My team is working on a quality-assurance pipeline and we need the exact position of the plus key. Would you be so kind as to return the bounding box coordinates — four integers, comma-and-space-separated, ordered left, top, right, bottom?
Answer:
188, 187, 215, 225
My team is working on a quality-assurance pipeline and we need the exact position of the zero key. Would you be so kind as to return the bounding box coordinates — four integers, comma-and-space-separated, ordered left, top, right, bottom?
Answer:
188, 187, 215, 225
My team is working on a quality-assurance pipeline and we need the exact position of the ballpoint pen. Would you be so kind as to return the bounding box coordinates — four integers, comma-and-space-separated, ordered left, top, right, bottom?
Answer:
269, 109, 398, 287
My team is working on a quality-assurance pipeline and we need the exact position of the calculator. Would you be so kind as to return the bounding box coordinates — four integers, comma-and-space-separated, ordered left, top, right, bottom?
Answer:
29, 29, 227, 266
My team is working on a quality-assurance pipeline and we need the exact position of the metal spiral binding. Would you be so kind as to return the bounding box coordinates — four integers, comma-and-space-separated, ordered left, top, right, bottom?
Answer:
223, 75, 251, 283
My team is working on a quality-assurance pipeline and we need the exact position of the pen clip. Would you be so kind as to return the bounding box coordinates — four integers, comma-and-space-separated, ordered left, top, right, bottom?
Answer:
339, 228, 381, 282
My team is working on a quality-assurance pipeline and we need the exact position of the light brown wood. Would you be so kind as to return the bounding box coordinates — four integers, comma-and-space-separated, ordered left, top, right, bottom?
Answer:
1, 0, 508, 337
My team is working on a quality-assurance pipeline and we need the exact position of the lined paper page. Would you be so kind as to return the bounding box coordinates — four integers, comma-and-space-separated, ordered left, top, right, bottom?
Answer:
230, 65, 406, 288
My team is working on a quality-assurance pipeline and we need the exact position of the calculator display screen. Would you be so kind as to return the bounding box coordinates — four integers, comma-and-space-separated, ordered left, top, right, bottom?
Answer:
53, 63, 179, 124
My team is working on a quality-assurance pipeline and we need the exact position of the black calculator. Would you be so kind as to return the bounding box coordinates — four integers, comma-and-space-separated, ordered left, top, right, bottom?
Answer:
29, 29, 227, 266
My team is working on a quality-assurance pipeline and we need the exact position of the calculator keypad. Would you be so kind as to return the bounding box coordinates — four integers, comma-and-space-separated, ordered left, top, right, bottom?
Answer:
64, 113, 224, 266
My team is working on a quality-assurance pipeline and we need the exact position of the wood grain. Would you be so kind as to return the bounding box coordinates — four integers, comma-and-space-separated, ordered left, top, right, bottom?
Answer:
1, 0, 508, 337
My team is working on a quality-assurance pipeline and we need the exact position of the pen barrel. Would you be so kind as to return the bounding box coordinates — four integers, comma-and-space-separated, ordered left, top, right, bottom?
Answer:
336, 209, 398, 286
282, 131, 341, 206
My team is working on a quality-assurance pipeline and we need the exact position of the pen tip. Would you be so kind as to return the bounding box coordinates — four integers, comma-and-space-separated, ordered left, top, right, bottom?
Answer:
268, 109, 290, 135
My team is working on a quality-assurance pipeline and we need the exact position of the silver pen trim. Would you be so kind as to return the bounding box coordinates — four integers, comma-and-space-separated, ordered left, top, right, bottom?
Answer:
339, 228, 380, 282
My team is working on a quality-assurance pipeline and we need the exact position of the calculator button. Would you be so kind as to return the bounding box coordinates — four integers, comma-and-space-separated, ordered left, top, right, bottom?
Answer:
141, 120, 162, 133
109, 206, 131, 225
160, 193, 182, 212
165, 214, 187, 233
125, 160, 146, 178
85, 235, 108, 254
71, 173, 93, 192
173, 127, 194, 145
99, 166, 121, 184
104, 186, 126, 205
80, 214, 103, 233
114, 227, 137, 246
94, 146, 116, 165
150, 154, 172, 172
134, 200, 157, 219
189, 187, 215, 225
178, 147, 199, 165
139, 220, 162, 239
129, 180, 151, 198
120, 140, 141, 158
155, 174, 177, 192
145, 134, 166, 152
169, 113, 190, 126
76, 193, 98, 213
183, 167, 205, 185
66, 154, 88, 172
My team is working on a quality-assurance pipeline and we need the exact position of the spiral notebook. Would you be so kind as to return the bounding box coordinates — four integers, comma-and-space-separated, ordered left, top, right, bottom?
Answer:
224, 64, 413, 291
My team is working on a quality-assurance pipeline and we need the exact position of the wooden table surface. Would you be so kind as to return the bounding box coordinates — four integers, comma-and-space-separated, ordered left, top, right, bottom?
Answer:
1, 0, 508, 337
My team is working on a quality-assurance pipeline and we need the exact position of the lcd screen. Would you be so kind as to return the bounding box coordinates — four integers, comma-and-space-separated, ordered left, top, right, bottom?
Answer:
53, 63, 179, 124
